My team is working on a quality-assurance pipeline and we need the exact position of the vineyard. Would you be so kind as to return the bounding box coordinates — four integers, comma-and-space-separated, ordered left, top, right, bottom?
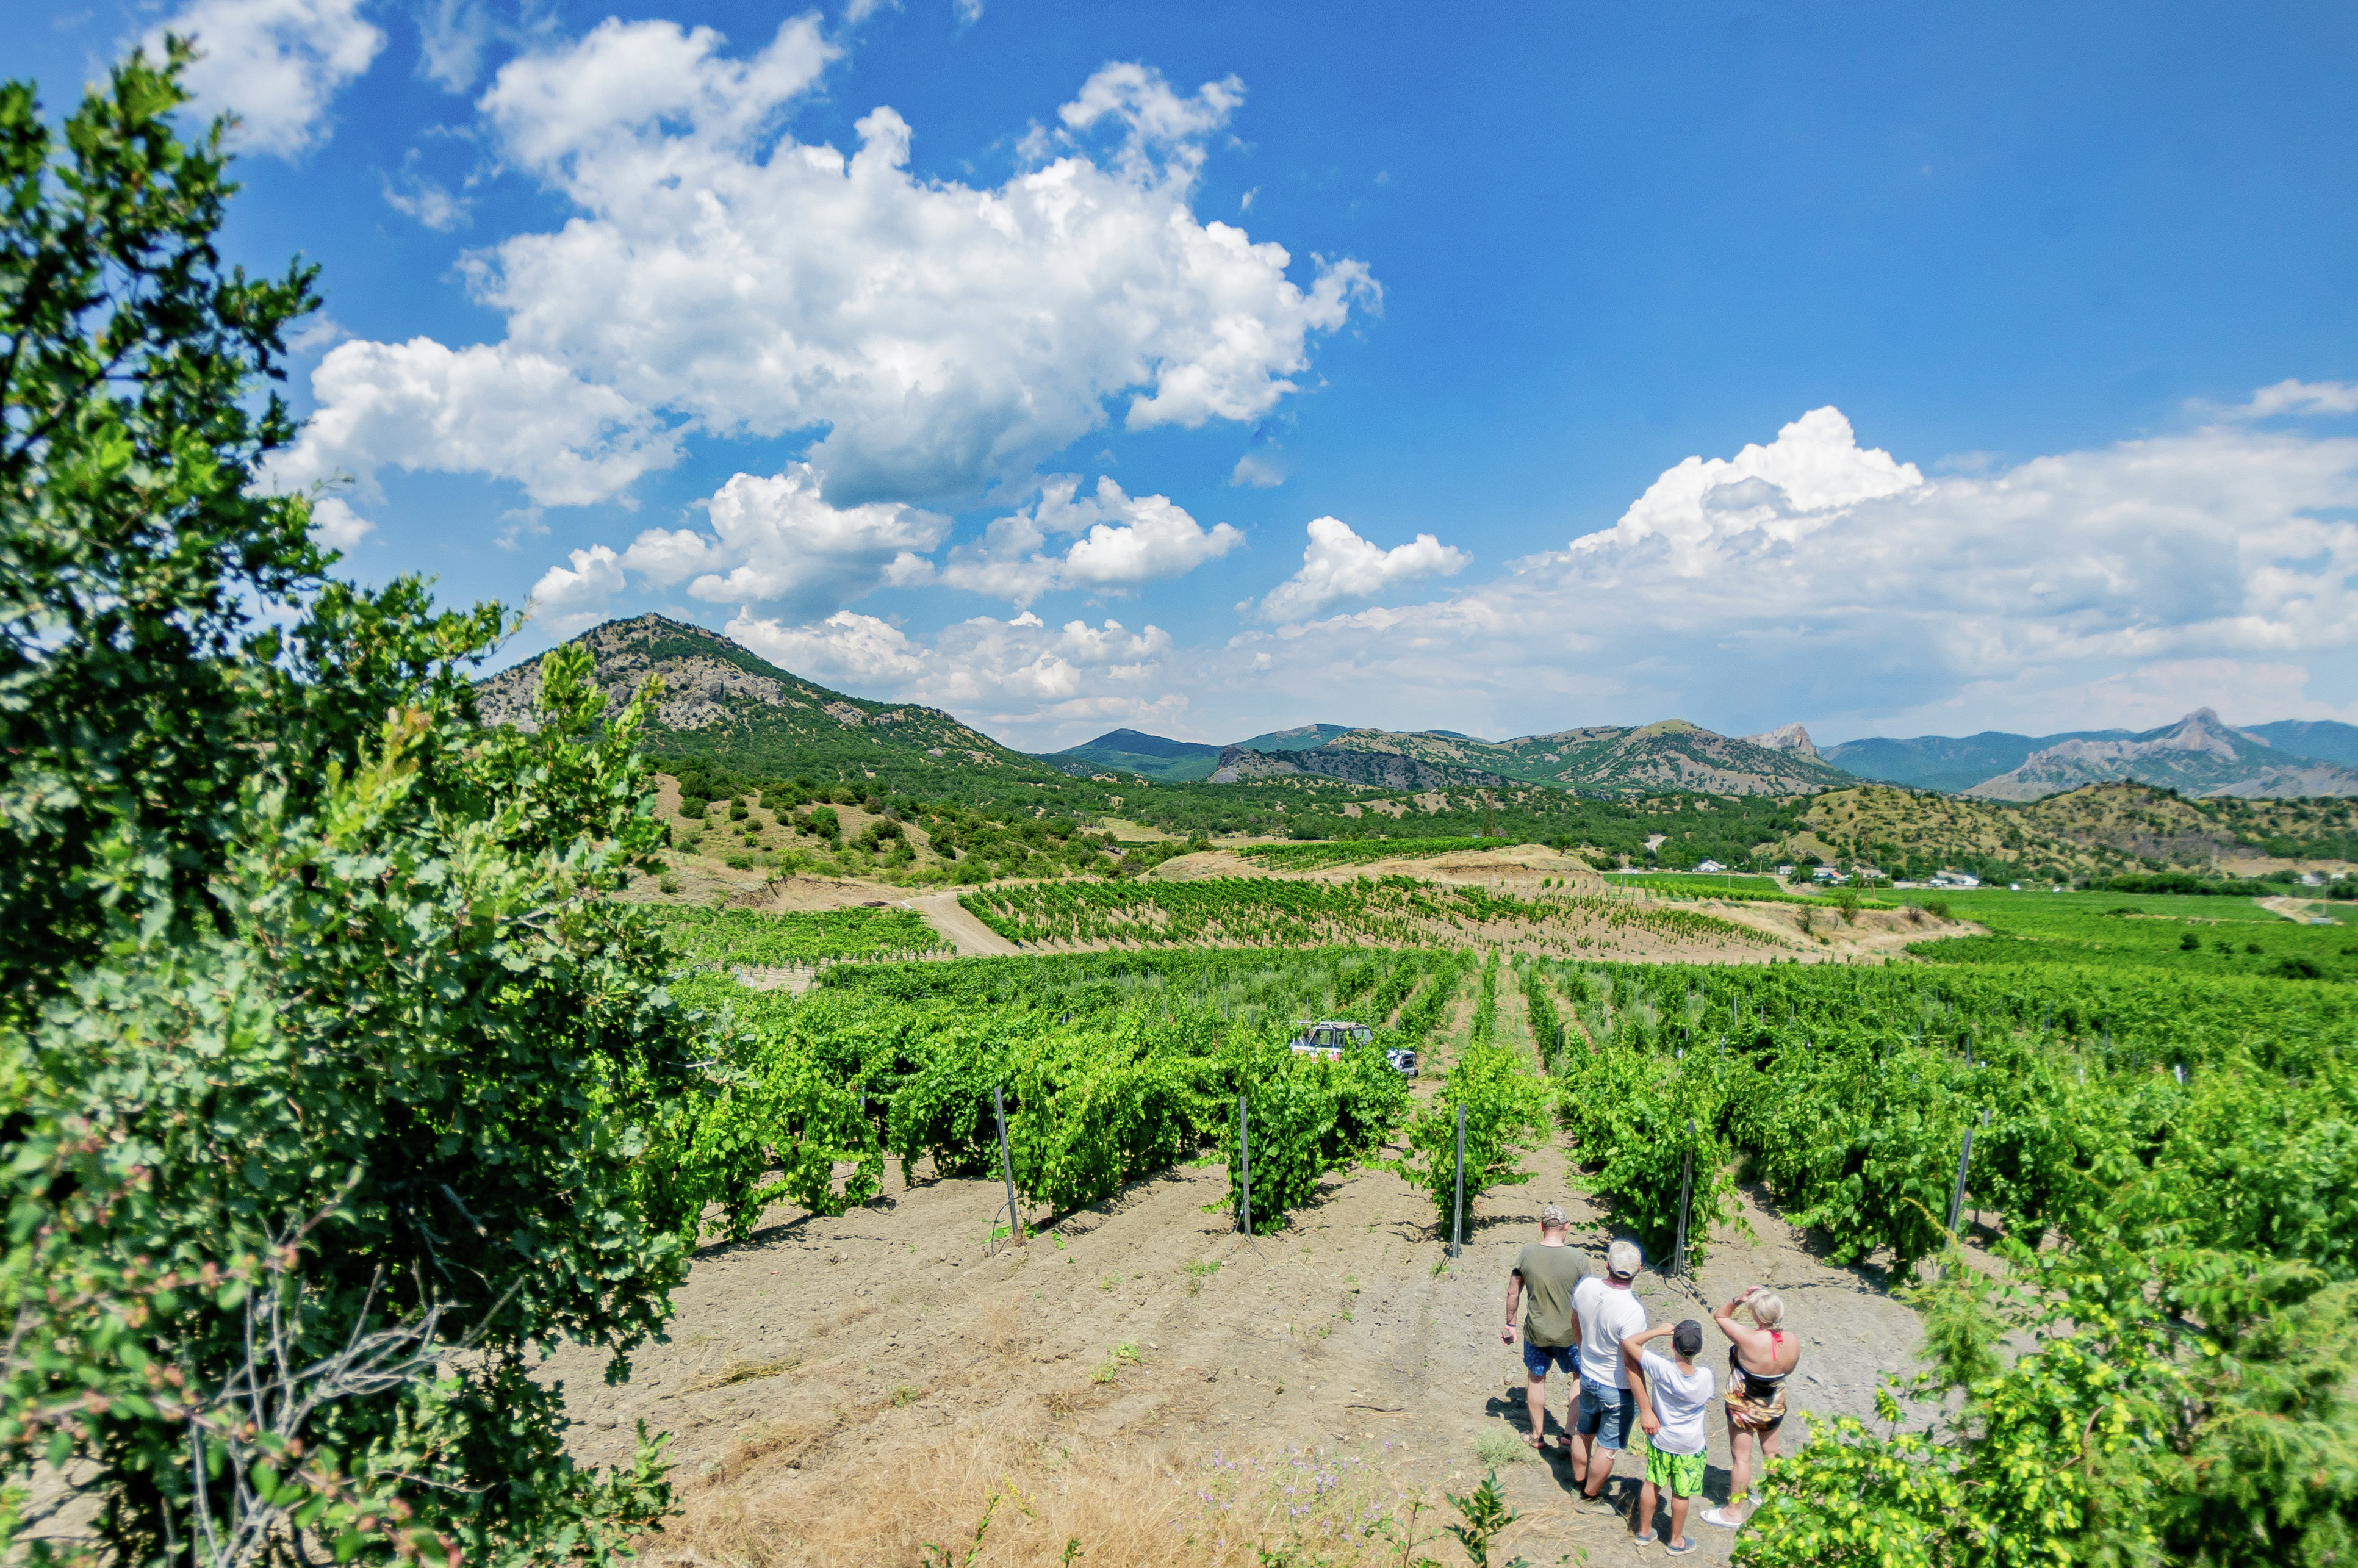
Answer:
617, 889, 2358, 1566
1607, 872, 1896, 911
1532, 955, 2358, 1272
649, 904, 953, 966
956, 874, 1780, 954
1236, 835, 1520, 870
666, 946, 1481, 1239
659, 897, 2358, 1280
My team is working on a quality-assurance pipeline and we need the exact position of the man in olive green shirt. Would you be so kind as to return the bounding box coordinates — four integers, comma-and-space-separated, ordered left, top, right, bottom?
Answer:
1501, 1203, 1589, 1453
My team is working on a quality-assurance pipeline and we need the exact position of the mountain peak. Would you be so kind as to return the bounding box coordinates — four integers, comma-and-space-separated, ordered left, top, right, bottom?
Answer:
1743, 722, 1819, 757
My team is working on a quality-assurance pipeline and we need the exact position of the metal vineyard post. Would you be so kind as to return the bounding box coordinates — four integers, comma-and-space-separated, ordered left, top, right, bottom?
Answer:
1673, 1117, 1695, 1275
1451, 1102, 1466, 1259
1239, 1093, 1253, 1236
993, 1084, 1024, 1246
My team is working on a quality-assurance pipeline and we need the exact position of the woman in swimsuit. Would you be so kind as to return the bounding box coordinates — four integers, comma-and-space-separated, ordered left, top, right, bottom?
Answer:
1706, 1286, 1799, 1528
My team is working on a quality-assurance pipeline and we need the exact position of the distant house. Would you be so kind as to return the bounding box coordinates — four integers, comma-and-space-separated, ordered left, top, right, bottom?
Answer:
1694, 859, 1726, 874
1812, 866, 1839, 881
1929, 871, 1982, 888
1773, 864, 1795, 877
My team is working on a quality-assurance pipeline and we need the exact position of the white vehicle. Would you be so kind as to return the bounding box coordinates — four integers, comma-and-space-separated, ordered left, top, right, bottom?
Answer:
1287, 1019, 1417, 1077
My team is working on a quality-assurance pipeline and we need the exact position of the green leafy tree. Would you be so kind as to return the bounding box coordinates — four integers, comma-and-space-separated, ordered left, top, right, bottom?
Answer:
1, 48, 720, 1568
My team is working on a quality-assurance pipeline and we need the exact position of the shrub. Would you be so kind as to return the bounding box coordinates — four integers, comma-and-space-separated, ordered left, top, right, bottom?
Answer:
1385, 1043, 1551, 1234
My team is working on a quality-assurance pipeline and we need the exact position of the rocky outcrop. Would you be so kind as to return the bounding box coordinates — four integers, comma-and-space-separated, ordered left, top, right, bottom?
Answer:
1742, 722, 1820, 757
1207, 745, 1303, 783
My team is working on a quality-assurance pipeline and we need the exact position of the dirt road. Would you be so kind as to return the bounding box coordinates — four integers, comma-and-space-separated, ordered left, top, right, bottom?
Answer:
907, 890, 1020, 955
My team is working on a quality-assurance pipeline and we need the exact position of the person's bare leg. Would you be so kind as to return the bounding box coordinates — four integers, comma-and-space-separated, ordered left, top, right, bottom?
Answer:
1670, 1490, 1691, 1547
1569, 1428, 1592, 1487
1582, 1446, 1617, 1501
1734, 1428, 1780, 1522
1725, 1413, 1753, 1510
1524, 1374, 1549, 1450
1636, 1478, 1660, 1539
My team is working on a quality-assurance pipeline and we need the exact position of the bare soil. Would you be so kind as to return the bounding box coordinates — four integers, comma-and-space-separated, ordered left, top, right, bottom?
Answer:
547, 1084, 1933, 1566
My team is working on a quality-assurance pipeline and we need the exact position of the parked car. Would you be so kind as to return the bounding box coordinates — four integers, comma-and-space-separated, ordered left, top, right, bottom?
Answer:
1287, 1019, 1417, 1077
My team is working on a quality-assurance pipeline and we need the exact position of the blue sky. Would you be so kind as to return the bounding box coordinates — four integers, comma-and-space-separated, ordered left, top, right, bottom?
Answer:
14, 0, 2358, 748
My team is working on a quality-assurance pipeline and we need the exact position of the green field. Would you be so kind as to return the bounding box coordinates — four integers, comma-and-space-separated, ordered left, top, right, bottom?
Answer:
1911, 887, 2358, 978
1603, 870, 1788, 896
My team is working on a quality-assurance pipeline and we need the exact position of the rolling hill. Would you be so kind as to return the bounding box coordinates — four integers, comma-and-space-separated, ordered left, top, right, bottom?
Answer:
1049, 728, 1224, 782
1049, 720, 1365, 782
476, 614, 1056, 785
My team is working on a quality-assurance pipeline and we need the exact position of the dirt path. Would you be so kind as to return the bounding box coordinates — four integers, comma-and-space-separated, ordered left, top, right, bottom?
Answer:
2260, 894, 2347, 925
907, 890, 1021, 955
548, 1118, 1927, 1566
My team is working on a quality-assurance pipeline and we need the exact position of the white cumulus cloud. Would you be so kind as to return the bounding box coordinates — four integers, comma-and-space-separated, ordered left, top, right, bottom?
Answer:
525, 543, 626, 635
290, 29, 1373, 513
145, 0, 384, 157
1206, 402, 2358, 743
936, 477, 1244, 605
267, 337, 681, 508
2226, 379, 2358, 420
1253, 516, 1470, 622
726, 607, 1180, 729
307, 495, 373, 550
633, 464, 950, 620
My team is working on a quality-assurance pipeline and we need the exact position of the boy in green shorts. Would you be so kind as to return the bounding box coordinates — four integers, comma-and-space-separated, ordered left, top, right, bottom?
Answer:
1621, 1318, 1714, 1554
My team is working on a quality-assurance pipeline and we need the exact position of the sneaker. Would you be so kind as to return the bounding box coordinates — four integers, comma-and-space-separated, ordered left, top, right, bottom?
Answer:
1702, 1506, 1745, 1528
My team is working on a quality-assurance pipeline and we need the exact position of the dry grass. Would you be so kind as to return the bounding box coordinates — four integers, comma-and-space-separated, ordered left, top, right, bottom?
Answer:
654, 1419, 1447, 1568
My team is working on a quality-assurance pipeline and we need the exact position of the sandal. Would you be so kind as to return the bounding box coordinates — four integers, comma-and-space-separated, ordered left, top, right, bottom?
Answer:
1703, 1506, 1746, 1528
1633, 1533, 1658, 1547
1666, 1541, 1696, 1556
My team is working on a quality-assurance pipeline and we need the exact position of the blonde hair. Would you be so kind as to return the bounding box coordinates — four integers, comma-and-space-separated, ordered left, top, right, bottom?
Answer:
1748, 1291, 1786, 1327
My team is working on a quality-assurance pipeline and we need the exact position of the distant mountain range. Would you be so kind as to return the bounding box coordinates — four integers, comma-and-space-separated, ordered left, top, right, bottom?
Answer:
1057, 719, 1855, 797
1824, 712, 2358, 799
1057, 710, 2358, 800
487, 618, 2358, 806
1958, 710, 2358, 800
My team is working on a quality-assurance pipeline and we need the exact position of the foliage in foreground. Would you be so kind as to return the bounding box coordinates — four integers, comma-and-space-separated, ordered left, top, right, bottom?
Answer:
1, 49, 710, 1568
1734, 1243, 2358, 1567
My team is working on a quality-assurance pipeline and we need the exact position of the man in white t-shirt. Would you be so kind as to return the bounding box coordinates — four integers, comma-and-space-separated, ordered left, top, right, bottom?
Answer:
1566, 1237, 1647, 1514
1623, 1318, 1716, 1553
